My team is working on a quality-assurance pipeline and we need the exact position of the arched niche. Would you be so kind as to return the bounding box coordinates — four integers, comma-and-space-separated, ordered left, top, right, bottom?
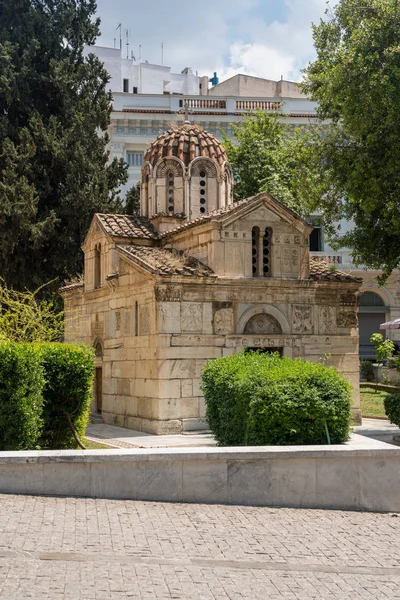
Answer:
92, 338, 104, 414
237, 305, 290, 335
154, 158, 185, 214
244, 313, 282, 335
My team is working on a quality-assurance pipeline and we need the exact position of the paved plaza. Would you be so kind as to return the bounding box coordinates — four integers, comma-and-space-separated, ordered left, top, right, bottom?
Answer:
0, 494, 399, 599
86, 418, 400, 449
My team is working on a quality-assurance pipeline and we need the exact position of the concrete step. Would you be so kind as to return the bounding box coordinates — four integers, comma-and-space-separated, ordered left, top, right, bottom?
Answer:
90, 413, 104, 424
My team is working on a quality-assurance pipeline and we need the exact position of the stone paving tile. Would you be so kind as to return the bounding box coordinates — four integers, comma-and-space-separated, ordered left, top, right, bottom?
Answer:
0, 495, 399, 599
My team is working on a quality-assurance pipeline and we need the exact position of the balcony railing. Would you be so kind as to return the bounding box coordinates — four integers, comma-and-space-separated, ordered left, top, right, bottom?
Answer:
311, 252, 343, 264
180, 99, 227, 110
235, 100, 283, 111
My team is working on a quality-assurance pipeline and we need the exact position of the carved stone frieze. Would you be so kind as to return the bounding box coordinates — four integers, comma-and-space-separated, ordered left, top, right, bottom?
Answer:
337, 311, 358, 328
213, 308, 233, 335
340, 291, 357, 306
181, 303, 203, 332
283, 247, 299, 272
292, 305, 313, 334
155, 286, 182, 302
319, 306, 336, 334
244, 314, 282, 335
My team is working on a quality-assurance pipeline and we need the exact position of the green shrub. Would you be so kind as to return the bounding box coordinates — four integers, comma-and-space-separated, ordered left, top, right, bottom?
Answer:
384, 393, 400, 427
360, 360, 374, 381
0, 342, 44, 450
38, 343, 94, 449
202, 352, 352, 446
202, 351, 286, 446
247, 360, 352, 445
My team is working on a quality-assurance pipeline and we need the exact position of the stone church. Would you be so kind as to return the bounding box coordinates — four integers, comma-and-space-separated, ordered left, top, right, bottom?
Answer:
62, 123, 362, 434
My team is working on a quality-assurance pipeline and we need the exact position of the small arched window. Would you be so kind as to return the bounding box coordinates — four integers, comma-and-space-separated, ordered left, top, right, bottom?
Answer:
167, 171, 174, 213
252, 227, 260, 277
263, 228, 272, 277
199, 170, 207, 214
94, 243, 101, 289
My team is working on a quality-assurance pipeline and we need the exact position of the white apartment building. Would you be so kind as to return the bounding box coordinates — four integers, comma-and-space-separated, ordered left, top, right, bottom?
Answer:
86, 45, 400, 357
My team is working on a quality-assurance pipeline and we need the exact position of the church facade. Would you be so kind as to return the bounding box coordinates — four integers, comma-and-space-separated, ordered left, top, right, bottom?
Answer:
62, 123, 362, 434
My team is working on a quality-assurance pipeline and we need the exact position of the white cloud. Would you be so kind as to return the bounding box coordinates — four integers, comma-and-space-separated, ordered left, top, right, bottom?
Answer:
221, 42, 297, 82
219, 0, 327, 82
95, 0, 328, 83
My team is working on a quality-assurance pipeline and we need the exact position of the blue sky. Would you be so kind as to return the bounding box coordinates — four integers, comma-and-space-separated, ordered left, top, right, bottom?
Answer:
95, 0, 328, 81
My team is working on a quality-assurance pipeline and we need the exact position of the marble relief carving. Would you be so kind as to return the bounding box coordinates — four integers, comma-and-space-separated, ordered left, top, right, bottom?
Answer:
292, 305, 313, 334
181, 303, 203, 332
244, 314, 282, 335
213, 308, 233, 335
337, 311, 358, 328
340, 291, 357, 306
319, 306, 336, 334
283, 247, 299, 270
155, 286, 182, 302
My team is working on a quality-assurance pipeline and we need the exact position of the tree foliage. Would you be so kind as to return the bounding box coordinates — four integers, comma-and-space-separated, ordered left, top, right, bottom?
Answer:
0, 278, 63, 343
125, 182, 141, 215
302, 0, 400, 280
0, 0, 128, 291
223, 109, 321, 214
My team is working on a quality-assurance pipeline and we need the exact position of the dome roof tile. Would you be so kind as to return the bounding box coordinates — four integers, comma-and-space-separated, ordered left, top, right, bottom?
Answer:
144, 123, 228, 167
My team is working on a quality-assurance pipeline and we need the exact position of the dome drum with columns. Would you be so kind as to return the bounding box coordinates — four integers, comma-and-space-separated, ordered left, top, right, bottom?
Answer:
62, 122, 364, 435
140, 123, 233, 228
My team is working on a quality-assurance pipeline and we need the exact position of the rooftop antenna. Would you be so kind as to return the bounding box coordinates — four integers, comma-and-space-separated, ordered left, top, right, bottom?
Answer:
116, 23, 122, 50
125, 28, 130, 59
161, 42, 164, 66
139, 44, 142, 63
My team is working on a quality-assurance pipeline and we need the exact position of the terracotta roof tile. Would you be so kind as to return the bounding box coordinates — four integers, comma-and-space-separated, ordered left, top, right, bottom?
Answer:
117, 245, 215, 277
309, 257, 362, 283
144, 123, 228, 167
97, 214, 159, 239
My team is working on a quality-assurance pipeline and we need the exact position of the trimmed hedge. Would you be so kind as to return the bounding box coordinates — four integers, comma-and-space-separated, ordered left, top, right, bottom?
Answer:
0, 342, 45, 450
0, 342, 94, 450
384, 393, 400, 427
202, 352, 352, 446
39, 344, 94, 449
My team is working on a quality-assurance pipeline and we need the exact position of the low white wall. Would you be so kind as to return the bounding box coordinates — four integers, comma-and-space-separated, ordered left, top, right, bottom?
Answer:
1, 439, 399, 512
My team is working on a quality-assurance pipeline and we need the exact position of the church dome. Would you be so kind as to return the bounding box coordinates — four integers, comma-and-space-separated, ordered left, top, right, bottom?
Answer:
144, 123, 228, 167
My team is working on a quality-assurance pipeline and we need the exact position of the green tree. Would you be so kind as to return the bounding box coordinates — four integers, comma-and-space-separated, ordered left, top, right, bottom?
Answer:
0, 0, 128, 292
0, 278, 63, 343
302, 0, 400, 281
125, 182, 141, 214
223, 109, 321, 215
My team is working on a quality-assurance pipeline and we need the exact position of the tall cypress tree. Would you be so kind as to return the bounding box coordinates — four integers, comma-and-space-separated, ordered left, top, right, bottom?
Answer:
0, 0, 128, 290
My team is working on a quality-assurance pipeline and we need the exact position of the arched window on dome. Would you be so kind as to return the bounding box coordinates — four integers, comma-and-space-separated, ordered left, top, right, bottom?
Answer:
252, 227, 260, 277
166, 171, 174, 214
199, 170, 207, 214
263, 228, 272, 277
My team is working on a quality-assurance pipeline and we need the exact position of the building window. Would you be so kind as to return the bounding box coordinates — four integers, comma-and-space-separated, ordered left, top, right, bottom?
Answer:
167, 171, 174, 213
252, 227, 260, 277
123, 78, 129, 93
126, 151, 144, 167
199, 170, 207, 214
309, 226, 323, 251
263, 228, 272, 277
94, 243, 101, 289
133, 86, 138, 94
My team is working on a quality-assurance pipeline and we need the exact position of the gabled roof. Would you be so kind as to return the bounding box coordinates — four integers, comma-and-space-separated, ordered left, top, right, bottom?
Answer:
117, 245, 215, 277
160, 192, 312, 240
97, 214, 159, 240
309, 258, 362, 283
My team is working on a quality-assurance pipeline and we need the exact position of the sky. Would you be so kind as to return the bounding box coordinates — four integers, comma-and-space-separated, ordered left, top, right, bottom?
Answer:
95, 0, 328, 82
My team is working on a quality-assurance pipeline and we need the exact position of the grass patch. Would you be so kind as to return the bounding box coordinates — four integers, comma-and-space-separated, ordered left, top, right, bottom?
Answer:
83, 438, 114, 450
360, 387, 389, 418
